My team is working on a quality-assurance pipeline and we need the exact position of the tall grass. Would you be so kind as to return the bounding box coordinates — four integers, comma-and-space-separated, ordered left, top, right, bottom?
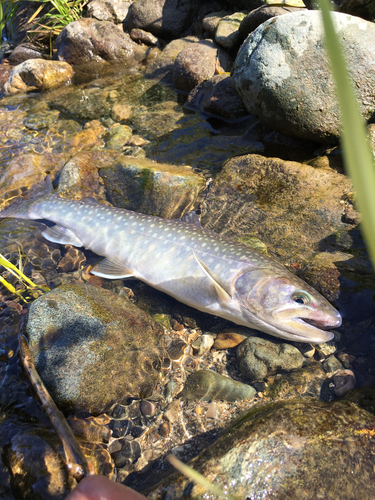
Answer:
0, 0, 87, 48
318, 0, 375, 270
0, 0, 19, 48
26, 0, 88, 38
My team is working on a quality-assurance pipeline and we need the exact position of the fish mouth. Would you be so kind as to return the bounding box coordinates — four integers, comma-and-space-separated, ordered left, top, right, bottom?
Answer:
299, 316, 341, 330
285, 314, 342, 343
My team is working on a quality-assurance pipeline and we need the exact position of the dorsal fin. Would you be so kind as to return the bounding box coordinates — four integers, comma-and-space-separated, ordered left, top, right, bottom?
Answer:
80, 197, 100, 204
179, 211, 202, 227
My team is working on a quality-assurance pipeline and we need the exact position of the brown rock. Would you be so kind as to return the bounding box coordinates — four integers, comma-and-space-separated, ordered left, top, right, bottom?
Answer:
173, 40, 217, 93
126, 0, 201, 39
239, 5, 306, 37
201, 154, 353, 263
111, 103, 133, 121
187, 74, 248, 120
4, 59, 74, 95
56, 18, 148, 65
213, 331, 247, 349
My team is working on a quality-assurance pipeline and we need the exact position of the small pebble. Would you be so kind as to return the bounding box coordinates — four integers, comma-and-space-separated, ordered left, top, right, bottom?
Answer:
171, 319, 184, 331
159, 422, 170, 437
192, 334, 215, 355
294, 342, 315, 358
141, 400, 157, 417
206, 403, 219, 420
213, 331, 247, 349
333, 369, 356, 397
323, 355, 343, 373
315, 341, 337, 359
108, 440, 122, 454
164, 400, 182, 424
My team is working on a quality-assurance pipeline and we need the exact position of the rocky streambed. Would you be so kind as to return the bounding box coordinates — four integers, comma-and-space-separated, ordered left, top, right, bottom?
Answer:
0, 0, 375, 499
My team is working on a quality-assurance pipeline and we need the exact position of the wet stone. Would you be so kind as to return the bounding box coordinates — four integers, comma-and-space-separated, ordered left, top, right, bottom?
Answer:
99, 155, 205, 219
167, 339, 188, 361
57, 246, 86, 273
159, 422, 170, 437
180, 370, 256, 402
191, 334, 214, 356
264, 362, 327, 400
140, 400, 157, 417
26, 284, 165, 414
237, 337, 304, 381
213, 331, 248, 349
323, 354, 343, 373
112, 439, 141, 468
108, 419, 133, 439
332, 369, 356, 397
147, 398, 375, 499
130, 425, 145, 438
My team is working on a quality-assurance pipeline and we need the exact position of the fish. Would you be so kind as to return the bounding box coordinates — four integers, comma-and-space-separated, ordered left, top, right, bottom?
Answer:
0, 178, 341, 343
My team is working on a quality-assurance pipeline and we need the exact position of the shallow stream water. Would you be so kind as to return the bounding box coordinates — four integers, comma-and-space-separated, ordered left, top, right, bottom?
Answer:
0, 64, 374, 498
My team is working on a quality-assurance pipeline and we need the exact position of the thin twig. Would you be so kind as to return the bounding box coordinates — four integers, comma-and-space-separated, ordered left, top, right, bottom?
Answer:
19, 326, 91, 481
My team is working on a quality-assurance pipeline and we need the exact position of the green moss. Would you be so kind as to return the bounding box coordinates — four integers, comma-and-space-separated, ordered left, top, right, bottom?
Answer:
140, 167, 154, 192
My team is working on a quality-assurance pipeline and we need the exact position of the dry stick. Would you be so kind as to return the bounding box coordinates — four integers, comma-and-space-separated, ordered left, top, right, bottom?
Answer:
19, 326, 91, 481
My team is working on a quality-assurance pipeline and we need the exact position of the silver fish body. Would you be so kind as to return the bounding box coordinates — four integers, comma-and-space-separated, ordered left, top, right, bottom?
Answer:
0, 181, 342, 343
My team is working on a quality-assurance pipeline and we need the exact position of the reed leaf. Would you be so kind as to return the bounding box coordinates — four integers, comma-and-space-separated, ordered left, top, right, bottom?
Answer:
318, 0, 375, 269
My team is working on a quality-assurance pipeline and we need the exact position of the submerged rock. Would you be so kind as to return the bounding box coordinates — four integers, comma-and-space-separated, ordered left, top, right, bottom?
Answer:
99, 155, 205, 218
26, 284, 165, 414
179, 370, 256, 401
200, 153, 353, 264
264, 362, 327, 400
237, 337, 304, 381
6, 425, 114, 500
147, 397, 375, 499
4, 59, 74, 95
232, 11, 375, 142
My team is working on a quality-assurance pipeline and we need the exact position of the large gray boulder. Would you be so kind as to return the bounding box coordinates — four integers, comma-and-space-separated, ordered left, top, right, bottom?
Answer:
232, 11, 375, 143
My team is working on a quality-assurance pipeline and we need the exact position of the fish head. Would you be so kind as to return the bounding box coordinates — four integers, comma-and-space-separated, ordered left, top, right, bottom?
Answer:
234, 268, 342, 343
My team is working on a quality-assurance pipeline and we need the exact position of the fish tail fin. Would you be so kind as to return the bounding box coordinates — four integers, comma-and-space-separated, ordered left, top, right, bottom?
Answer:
0, 177, 55, 219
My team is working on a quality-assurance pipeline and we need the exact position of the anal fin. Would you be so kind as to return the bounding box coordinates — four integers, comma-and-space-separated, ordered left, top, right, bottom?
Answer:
42, 225, 83, 246
91, 257, 135, 279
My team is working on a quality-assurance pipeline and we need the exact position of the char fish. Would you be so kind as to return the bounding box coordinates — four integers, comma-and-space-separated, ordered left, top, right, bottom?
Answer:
0, 179, 341, 343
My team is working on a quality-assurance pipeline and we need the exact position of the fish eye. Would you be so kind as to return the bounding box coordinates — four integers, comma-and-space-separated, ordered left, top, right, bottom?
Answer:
292, 292, 310, 305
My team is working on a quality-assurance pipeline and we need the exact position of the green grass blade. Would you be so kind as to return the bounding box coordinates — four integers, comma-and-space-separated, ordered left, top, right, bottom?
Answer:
0, 253, 36, 288
317, 0, 375, 269
167, 455, 240, 500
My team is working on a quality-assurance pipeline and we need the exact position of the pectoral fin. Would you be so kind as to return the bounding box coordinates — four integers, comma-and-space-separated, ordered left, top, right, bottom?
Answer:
42, 226, 83, 246
91, 257, 135, 279
193, 251, 232, 304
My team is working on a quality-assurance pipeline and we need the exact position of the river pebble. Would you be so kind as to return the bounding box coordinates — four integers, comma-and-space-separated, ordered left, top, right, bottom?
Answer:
180, 369, 256, 401
237, 336, 304, 381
